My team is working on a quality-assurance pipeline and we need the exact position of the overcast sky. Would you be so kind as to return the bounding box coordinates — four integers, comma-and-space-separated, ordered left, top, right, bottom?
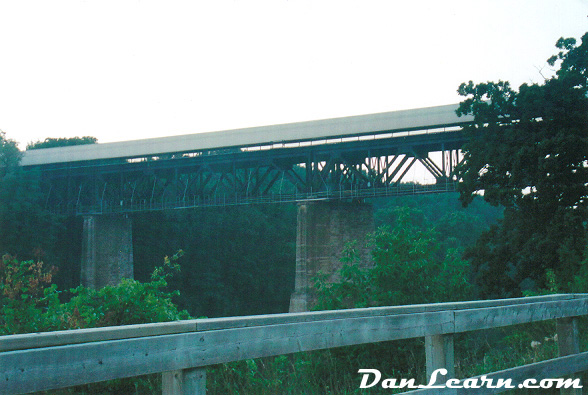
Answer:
1, 0, 587, 148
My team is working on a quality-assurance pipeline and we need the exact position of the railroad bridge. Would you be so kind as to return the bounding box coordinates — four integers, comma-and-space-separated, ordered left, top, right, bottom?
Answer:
21, 104, 473, 311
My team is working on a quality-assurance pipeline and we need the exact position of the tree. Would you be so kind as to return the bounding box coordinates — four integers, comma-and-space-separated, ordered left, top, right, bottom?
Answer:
455, 33, 588, 296
0, 132, 64, 262
2, 136, 99, 289
27, 136, 97, 150
0, 131, 21, 175
0, 251, 189, 335
314, 206, 473, 310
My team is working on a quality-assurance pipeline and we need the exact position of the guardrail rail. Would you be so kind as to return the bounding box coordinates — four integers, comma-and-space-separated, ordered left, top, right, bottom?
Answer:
1, 294, 587, 394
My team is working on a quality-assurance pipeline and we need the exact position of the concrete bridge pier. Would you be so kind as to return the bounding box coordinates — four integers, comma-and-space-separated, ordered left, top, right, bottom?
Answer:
81, 214, 134, 289
289, 201, 374, 312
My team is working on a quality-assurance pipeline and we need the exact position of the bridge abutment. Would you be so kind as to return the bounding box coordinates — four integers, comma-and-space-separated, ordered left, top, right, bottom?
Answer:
81, 215, 134, 289
289, 201, 374, 312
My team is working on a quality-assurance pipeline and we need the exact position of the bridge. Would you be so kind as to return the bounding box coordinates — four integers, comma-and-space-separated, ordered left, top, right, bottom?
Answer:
20, 104, 474, 310
1, 294, 586, 394
22, 104, 471, 214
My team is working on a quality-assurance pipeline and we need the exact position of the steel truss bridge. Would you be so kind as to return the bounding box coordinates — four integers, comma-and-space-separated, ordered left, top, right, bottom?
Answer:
21, 104, 472, 215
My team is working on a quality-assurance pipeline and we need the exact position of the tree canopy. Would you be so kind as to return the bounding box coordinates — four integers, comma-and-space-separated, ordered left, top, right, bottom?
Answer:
455, 32, 588, 296
0, 132, 67, 266
0, 131, 21, 175
27, 136, 97, 150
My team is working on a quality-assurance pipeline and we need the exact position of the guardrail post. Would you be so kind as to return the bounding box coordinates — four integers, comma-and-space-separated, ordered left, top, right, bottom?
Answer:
557, 317, 582, 395
425, 334, 455, 386
162, 368, 206, 395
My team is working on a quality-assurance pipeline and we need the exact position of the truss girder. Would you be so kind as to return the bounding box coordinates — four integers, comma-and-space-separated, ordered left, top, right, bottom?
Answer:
31, 130, 466, 214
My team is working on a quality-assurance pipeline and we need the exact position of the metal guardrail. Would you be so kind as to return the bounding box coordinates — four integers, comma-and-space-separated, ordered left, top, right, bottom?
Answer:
2, 294, 587, 394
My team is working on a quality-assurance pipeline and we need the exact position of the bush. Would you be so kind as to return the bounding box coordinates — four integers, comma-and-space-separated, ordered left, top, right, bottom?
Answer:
0, 251, 189, 335
0, 254, 60, 334
1, 251, 191, 394
59, 251, 190, 328
314, 207, 474, 310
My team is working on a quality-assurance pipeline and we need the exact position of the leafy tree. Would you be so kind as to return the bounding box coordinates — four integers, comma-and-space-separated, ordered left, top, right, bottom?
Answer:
0, 131, 21, 175
27, 136, 97, 150
0, 136, 98, 289
0, 132, 65, 264
314, 206, 473, 310
0, 254, 60, 334
454, 33, 588, 296
0, 252, 189, 335
0, 252, 189, 394
58, 251, 190, 328
374, 192, 502, 252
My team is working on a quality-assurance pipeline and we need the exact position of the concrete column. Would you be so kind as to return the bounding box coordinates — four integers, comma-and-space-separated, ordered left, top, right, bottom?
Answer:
81, 215, 134, 289
289, 201, 374, 312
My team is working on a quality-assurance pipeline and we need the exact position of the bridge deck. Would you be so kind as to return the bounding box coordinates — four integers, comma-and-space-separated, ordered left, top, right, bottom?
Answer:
21, 104, 470, 166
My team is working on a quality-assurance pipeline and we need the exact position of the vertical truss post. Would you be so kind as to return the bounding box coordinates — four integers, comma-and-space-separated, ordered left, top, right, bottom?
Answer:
306, 152, 313, 193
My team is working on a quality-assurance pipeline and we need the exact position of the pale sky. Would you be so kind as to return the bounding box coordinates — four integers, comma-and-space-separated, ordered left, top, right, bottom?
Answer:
1, 0, 587, 149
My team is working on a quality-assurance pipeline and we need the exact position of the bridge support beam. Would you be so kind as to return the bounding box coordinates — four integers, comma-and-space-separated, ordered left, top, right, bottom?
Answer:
289, 201, 374, 312
81, 214, 134, 289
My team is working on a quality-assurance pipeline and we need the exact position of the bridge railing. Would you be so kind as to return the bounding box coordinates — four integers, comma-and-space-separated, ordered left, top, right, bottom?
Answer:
69, 181, 458, 215
2, 294, 587, 394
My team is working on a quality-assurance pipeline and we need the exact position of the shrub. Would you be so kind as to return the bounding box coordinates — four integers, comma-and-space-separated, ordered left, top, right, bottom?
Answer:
1, 251, 189, 333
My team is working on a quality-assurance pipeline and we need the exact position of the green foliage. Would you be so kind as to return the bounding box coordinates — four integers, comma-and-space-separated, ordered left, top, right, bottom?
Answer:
132, 205, 296, 317
26, 136, 97, 150
455, 323, 559, 381
1, 252, 190, 394
208, 345, 423, 395
0, 252, 189, 336
569, 241, 588, 293
0, 132, 68, 269
0, 134, 97, 282
0, 254, 61, 335
0, 131, 22, 174
454, 32, 588, 296
303, 206, 474, 394
373, 192, 503, 252
59, 251, 189, 328
314, 206, 474, 310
